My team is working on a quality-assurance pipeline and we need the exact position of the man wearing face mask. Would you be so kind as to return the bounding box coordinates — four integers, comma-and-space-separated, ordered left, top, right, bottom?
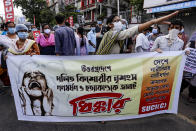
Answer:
135, 28, 151, 53
96, 18, 107, 51
96, 11, 179, 55
151, 20, 184, 53
87, 23, 96, 55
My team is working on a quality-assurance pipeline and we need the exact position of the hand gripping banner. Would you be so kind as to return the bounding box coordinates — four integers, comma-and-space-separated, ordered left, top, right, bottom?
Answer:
7, 51, 186, 122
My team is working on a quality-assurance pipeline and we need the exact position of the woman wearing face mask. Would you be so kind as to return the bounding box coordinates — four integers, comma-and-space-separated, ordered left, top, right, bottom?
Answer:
96, 11, 179, 55
36, 24, 55, 55
0, 22, 18, 87
148, 25, 162, 49
8, 24, 40, 55
75, 27, 89, 56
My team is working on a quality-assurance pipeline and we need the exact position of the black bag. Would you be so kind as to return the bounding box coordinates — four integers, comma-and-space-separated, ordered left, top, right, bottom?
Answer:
1, 49, 8, 69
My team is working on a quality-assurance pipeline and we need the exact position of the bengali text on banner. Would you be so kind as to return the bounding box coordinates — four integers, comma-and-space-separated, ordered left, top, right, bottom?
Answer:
7, 51, 186, 122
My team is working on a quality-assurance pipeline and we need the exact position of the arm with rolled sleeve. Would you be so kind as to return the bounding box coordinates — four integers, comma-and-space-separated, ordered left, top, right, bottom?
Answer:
117, 26, 139, 40
54, 31, 62, 55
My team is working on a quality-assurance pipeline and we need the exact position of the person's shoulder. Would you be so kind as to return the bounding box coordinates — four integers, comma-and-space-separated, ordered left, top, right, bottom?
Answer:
137, 33, 144, 37
177, 37, 184, 44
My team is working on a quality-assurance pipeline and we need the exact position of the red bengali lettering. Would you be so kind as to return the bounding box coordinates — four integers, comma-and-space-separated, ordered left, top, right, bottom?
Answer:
69, 93, 131, 116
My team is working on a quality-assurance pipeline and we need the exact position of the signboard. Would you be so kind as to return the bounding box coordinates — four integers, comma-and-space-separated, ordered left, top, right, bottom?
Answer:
143, 0, 188, 8
7, 51, 185, 122
69, 16, 74, 27
3, 0, 15, 22
32, 31, 41, 41
146, 0, 196, 13
184, 48, 196, 74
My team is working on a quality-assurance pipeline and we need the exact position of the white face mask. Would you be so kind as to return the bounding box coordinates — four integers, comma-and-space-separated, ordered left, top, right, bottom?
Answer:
113, 21, 123, 31
169, 29, 180, 40
44, 29, 51, 34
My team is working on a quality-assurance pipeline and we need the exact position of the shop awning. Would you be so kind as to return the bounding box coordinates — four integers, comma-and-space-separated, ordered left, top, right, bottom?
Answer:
146, 0, 196, 13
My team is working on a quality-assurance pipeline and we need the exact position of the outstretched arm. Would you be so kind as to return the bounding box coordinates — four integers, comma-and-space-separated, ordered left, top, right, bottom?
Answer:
138, 11, 179, 32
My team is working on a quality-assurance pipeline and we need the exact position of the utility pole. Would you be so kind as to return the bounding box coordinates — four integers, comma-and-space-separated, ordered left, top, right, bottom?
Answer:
117, 0, 120, 16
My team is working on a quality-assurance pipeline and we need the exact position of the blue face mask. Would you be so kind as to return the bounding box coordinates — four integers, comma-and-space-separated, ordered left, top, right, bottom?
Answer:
97, 21, 102, 25
152, 28, 158, 34
146, 32, 150, 37
91, 27, 95, 31
18, 32, 28, 39
31, 28, 37, 31
122, 24, 126, 30
8, 28, 16, 34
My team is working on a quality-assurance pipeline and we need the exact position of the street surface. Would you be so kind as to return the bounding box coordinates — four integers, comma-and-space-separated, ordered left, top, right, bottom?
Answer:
0, 85, 195, 131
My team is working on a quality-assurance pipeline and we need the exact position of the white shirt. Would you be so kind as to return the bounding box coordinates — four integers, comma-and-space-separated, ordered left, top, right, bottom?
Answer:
0, 35, 18, 48
0, 35, 18, 65
135, 33, 150, 53
151, 34, 184, 51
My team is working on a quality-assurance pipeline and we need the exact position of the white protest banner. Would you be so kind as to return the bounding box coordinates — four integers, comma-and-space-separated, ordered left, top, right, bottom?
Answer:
7, 51, 185, 122
184, 48, 196, 74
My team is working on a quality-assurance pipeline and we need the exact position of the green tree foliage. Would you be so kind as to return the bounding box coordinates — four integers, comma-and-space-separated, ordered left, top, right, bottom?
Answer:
14, 0, 56, 26
59, 5, 82, 23
130, 0, 144, 13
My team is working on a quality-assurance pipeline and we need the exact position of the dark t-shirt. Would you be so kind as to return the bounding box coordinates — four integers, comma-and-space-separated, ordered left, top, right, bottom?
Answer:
95, 25, 107, 51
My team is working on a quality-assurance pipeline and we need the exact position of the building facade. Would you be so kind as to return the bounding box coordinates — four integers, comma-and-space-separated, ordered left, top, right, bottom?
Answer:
49, 0, 131, 25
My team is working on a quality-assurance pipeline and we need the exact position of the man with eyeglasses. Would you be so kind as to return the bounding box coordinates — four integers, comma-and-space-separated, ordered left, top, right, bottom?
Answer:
96, 11, 179, 55
151, 20, 184, 53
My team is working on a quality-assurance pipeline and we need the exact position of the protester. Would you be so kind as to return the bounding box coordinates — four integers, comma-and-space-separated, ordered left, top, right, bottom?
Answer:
36, 24, 55, 55
87, 23, 96, 55
28, 25, 38, 40
96, 11, 179, 55
75, 27, 89, 56
135, 28, 151, 53
54, 13, 76, 56
178, 24, 189, 49
96, 18, 107, 51
180, 31, 196, 103
1, 23, 7, 35
0, 22, 18, 86
121, 19, 134, 53
148, 25, 162, 49
8, 24, 40, 55
151, 20, 184, 52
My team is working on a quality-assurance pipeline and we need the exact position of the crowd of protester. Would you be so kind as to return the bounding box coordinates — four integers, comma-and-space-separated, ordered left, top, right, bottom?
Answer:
0, 11, 195, 102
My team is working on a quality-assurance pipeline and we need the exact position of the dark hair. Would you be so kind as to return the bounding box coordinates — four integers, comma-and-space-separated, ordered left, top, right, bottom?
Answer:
170, 20, 183, 28
144, 27, 152, 32
77, 27, 85, 47
5, 21, 15, 28
55, 13, 65, 24
42, 23, 50, 29
107, 15, 117, 25
91, 23, 96, 27
65, 22, 70, 27
190, 41, 196, 48
31, 25, 36, 28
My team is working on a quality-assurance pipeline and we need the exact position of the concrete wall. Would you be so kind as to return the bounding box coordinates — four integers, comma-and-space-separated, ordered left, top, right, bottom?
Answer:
182, 14, 196, 39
